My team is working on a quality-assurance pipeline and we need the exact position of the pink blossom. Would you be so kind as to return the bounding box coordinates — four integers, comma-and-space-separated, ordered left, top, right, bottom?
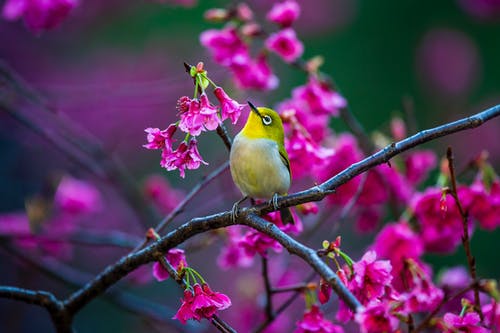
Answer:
404, 150, 437, 185
295, 305, 344, 333
264, 209, 303, 236
267, 0, 301, 27
199, 93, 221, 130
411, 187, 473, 253
400, 259, 444, 313
372, 222, 423, 273
482, 301, 500, 330
200, 25, 249, 66
160, 139, 208, 178
54, 176, 102, 215
217, 226, 254, 270
2, 0, 78, 33
292, 77, 347, 116
143, 175, 183, 214
319, 134, 363, 205
152, 248, 188, 282
351, 251, 393, 305
178, 94, 220, 136
441, 312, 488, 333
296, 202, 319, 215
277, 99, 332, 142
355, 300, 400, 333
285, 128, 334, 180
173, 283, 231, 324
265, 28, 304, 63
143, 124, 177, 150
213, 86, 245, 124
231, 54, 279, 90
238, 229, 283, 258
468, 179, 500, 230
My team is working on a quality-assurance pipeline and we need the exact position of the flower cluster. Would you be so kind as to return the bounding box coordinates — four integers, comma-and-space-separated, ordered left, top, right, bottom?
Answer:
144, 62, 245, 178
200, 1, 305, 90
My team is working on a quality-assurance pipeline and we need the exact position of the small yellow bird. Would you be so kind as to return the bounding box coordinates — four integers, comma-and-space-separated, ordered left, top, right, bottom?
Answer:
229, 102, 294, 224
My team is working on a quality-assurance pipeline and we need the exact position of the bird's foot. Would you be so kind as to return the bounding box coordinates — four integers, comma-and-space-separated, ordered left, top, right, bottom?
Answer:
270, 193, 280, 211
231, 196, 248, 223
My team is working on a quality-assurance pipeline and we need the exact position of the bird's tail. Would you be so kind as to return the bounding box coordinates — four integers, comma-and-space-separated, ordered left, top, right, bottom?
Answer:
279, 206, 295, 225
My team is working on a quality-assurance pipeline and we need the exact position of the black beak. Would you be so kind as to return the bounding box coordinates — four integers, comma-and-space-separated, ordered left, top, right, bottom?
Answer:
247, 101, 262, 118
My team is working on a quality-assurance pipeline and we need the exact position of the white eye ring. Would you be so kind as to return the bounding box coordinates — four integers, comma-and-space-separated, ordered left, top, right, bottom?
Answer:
262, 115, 272, 125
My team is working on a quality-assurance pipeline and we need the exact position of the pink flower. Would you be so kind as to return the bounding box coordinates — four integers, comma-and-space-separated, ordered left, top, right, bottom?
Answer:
468, 179, 500, 230
160, 139, 208, 178
143, 175, 183, 214
238, 229, 283, 258
143, 124, 177, 150
351, 251, 393, 305
355, 208, 382, 233
213, 86, 245, 124
372, 221, 423, 275
199, 93, 221, 130
400, 259, 444, 313
267, 0, 301, 27
54, 176, 102, 215
285, 128, 334, 180
2, 0, 78, 33
173, 283, 231, 324
411, 187, 473, 253
404, 150, 437, 185
438, 266, 475, 312
217, 226, 254, 270
264, 209, 303, 236
178, 94, 220, 136
295, 305, 344, 333
354, 300, 400, 333
482, 301, 500, 330
231, 54, 279, 90
292, 77, 347, 116
200, 25, 249, 66
319, 134, 363, 205
152, 248, 188, 282
265, 28, 304, 63
278, 99, 332, 142
441, 312, 488, 333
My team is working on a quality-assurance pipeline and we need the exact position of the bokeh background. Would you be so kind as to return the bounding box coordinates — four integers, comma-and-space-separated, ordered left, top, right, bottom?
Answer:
1, 0, 500, 332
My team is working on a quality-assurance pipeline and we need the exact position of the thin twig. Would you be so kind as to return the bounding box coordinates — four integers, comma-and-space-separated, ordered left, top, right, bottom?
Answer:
253, 271, 317, 333
262, 256, 274, 320
446, 147, 483, 320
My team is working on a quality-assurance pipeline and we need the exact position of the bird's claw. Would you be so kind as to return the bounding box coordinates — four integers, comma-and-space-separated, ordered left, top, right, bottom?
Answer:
231, 202, 239, 223
271, 193, 279, 211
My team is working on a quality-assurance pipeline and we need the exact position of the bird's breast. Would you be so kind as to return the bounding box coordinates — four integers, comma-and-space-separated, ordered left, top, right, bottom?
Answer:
230, 134, 291, 199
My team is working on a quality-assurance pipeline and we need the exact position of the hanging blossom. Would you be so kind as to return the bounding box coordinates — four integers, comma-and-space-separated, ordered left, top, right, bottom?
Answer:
160, 139, 207, 178
173, 283, 231, 324
144, 62, 246, 178
1, 0, 78, 33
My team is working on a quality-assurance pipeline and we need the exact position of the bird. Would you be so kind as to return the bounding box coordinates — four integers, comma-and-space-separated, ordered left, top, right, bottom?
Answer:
229, 101, 294, 224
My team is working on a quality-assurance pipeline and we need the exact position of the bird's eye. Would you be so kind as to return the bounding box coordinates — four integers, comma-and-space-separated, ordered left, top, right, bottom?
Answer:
262, 115, 272, 126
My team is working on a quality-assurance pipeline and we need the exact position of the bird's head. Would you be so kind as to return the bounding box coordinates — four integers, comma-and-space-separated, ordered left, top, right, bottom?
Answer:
241, 101, 285, 144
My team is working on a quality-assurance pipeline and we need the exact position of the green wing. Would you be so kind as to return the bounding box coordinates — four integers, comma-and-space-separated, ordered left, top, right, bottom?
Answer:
279, 145, 292, 181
